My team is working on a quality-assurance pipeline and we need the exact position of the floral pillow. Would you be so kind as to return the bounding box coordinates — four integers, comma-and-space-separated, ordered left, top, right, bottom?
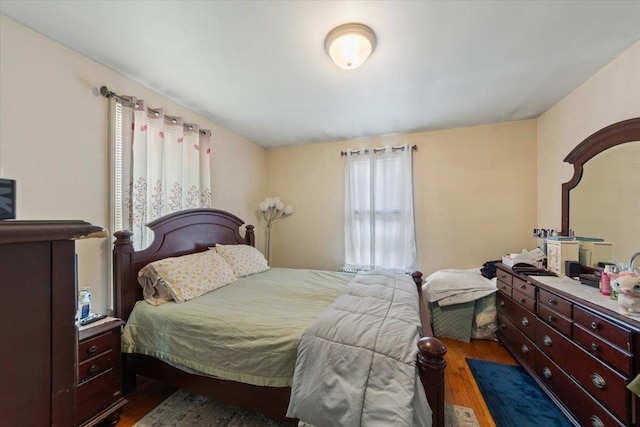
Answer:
215, 244, 269, 277
138, 249, 237, 304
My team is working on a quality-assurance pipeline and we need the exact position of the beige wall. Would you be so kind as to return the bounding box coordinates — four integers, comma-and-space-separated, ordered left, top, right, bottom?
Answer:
267, 120, 538, 274
537, 41, 640, 262
2, 13, 637, 312
0, 14, 267, 313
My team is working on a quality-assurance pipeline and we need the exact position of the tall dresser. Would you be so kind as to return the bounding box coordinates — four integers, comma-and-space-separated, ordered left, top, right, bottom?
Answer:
496, 263, 639, 427
0, 221, 107, 427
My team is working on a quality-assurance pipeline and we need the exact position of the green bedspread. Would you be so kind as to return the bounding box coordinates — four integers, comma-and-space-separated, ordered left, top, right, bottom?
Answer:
121, 267, 353, 387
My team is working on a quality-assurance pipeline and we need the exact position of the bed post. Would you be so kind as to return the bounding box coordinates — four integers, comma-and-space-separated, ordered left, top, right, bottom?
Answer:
245, 224, 255, 247
412, 271, 447, 427
113, 230, 135, 321
418, 338, 447, 427
113, 230, 137, 394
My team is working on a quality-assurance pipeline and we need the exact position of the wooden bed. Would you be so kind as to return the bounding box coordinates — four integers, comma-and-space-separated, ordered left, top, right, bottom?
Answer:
113, 208, 447, 427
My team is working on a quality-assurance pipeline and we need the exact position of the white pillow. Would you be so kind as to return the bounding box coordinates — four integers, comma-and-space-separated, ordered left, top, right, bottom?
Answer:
215, 244, 269, 277
138, 249, 237, 304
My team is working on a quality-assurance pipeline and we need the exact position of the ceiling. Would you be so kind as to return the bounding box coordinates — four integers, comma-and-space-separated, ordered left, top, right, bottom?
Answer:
1, 1, 639, 148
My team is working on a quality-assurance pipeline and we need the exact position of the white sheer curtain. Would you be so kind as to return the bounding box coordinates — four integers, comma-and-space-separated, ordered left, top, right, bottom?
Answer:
344, 144, 417, 272
111, 97, 212, 249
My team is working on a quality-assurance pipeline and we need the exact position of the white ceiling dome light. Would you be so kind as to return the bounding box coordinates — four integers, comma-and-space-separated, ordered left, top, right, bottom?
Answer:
324, 23, 376, 70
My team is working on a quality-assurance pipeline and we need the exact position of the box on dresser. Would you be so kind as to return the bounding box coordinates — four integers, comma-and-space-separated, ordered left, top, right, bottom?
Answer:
546, 240, 580, 276
495, 263, 639, 427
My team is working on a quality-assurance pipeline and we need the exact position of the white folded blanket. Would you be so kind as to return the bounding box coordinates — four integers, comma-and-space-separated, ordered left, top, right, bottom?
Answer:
423, 268, 497, 306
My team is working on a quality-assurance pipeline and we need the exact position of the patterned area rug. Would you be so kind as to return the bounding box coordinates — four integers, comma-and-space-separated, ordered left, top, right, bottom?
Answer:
133, 389, 480, 427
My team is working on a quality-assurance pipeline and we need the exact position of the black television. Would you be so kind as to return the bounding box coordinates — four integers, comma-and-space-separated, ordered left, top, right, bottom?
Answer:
0, 178, 16, 220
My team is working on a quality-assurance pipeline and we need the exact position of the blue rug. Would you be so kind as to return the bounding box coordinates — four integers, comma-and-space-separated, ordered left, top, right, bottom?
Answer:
466, 358, 572, 427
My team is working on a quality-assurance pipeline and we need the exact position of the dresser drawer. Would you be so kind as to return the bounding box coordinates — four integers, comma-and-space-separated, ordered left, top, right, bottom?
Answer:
78, 350, 114, 384
535, 349, 625, 427
538, 304, 572, 337
574, 323, 634, 376
497, 293, 536, 340
496, 268, 513, 286
497, 315, 536, 368
512, 289, 536, 312
512, 276, 536, 299
76, 368, 116, 424
537, 320, 629, 422
497, 279, 512, 297
573, 306, 632, 353
78, 332, 114, 363
538, 289, 572, 318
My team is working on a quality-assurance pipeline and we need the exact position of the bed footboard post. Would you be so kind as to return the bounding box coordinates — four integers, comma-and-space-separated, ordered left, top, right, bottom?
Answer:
417, 337, 447, 427
412, 271, 447, 427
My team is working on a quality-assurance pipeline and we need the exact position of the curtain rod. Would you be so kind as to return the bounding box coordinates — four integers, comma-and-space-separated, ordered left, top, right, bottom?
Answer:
340, 144, 417, 157
100, 85, 208, 134
99, 85, 132, 105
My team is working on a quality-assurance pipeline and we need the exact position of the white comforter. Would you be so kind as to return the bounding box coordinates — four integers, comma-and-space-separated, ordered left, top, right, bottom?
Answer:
286, 270, 432, 427
423, 268, 497, 306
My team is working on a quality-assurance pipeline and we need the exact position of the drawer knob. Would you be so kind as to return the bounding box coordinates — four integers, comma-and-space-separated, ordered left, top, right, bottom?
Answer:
521, 317, 529, 327
542, 367, 552, 379
518, 298, 526, 304
591, 342, 599, 352
589, 415, 604, 427
543, 335, 553, 347
88, 344, 98, 354
519, 284, 526, 289
548, 298, 556, 305
590, 321, 599, 330
548, 315, 555, 323
88, 364, 98, 374
591, 373, 606, 390
500, 323, 506, 330
521, 344, 529, 354
499, 300, 505, 307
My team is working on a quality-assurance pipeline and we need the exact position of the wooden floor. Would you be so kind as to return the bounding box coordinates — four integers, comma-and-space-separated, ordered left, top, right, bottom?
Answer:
116, 337, 517, 427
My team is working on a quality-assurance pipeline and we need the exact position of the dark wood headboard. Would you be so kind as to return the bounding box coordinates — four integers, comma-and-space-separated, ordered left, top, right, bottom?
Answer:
112, 208, 255, 321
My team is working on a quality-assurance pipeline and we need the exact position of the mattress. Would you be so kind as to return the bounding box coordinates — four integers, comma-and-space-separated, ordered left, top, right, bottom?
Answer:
121, 267, 353, 387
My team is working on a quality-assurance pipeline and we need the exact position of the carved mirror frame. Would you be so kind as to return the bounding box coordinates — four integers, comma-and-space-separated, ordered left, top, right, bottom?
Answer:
561, 116, 640, 236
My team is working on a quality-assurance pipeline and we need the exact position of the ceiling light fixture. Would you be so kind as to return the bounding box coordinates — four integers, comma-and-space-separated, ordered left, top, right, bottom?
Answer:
325, 23, 376, 70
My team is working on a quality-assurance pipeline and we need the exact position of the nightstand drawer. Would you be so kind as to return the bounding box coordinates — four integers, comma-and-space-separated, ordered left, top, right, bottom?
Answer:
76, 368, 116, 424
78, 350, 114, 383
78, 331, 113, 363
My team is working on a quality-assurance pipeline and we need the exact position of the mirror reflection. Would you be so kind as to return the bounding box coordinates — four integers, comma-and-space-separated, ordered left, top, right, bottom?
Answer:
569, 141, 640, 266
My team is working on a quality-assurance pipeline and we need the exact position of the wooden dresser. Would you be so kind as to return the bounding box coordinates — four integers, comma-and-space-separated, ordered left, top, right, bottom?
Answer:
0, 221, 107, 427
496, 263, 639, 427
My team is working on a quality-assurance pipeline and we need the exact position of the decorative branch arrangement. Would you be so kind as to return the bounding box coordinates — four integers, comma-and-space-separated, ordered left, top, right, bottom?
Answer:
258, 197, 293, 262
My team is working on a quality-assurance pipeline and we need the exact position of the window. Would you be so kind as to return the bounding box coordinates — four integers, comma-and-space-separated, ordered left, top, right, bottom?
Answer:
109, 96, 212, 250
344, 144, 417, 272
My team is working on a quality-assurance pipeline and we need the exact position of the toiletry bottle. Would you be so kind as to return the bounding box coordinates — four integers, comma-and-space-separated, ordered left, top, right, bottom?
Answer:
601, 266, 612, 296
78, 287, 92, 320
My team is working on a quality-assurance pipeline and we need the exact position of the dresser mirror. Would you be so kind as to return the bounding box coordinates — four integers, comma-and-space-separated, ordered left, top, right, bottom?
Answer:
561, 117, 640, 267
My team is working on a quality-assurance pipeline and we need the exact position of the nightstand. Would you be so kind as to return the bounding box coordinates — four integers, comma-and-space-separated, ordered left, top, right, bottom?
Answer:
76, 318, 127, 426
